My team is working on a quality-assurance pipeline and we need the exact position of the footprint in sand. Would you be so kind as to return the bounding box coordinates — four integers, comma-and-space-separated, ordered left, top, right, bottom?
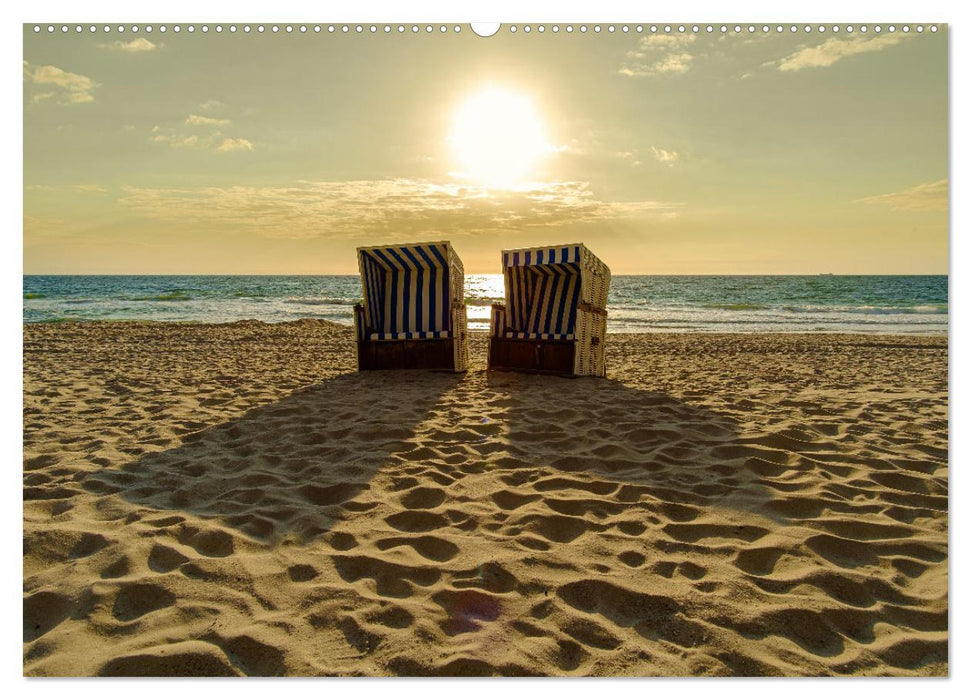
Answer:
375, 535, 459, 562
110, 582, 177, 621
23, 590, 73, 642
400, 486, 447, 509
384, 510, 450, 533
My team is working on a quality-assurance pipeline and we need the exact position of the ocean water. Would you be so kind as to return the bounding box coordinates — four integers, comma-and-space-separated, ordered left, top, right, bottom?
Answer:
23, 275, 947, 334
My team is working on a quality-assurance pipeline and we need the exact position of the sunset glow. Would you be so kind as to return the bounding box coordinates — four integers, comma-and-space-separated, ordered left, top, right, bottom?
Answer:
449, 87, 554, 188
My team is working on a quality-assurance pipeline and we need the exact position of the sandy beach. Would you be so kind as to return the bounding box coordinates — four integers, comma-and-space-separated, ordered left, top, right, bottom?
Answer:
23, 320, 948, 676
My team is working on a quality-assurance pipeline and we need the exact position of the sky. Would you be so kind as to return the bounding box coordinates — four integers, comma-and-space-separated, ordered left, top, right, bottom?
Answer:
23, 24, 948, 274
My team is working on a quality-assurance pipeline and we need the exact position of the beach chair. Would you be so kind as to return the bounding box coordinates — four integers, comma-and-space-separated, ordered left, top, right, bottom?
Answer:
354, 241, 469, 372
489, 243, 611, 377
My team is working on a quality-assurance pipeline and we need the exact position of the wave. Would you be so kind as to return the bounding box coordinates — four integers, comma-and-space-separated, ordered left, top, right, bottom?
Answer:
618, 316, 944, 327
779, 304, 948, 315
35, 316, 81, 323
281, 297, 359, 306
612, 303, 948, 316
702, 303, 769, 311
129, 292, 193, 302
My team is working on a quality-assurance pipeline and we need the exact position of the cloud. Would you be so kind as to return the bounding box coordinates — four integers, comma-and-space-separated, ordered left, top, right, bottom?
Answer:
615, 151, 642, 167
632, 34, 698, 50
118, 179, 680, 239
216, 138, 253, 152
650, 146, 679, 166
151, 124, 252, 152
25, 184, 107, 193
151, 128, 201, 148
186, 114, 231, 127
101, 38, 158, 52
26, 64, 94, 91
620, 34, 696, 77
854, 179, 947, 211
771, 34, 907, 72
198, 99, 225, 112
23, 62, 97, 104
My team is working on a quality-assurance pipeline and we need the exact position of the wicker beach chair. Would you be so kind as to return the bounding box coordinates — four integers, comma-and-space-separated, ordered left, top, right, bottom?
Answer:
489, 243, 611, 377
353, 241, 469, 372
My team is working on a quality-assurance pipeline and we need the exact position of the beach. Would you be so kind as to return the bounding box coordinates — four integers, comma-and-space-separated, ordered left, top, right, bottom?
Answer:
23, 320, 948, 676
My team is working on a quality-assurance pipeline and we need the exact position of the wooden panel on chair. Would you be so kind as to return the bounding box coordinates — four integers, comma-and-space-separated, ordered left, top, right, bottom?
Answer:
489, 337, 577, 376
490, 337, 534, 371
537, 341, 575, 374
359, 339, 455, 371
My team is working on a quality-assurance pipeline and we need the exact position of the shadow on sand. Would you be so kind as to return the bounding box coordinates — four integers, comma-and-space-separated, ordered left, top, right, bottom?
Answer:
84, 368, 781, 550
84, 371, 463, 547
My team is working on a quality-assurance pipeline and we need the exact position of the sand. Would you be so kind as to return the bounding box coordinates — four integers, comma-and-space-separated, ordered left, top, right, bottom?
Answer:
23, 321, 948, 676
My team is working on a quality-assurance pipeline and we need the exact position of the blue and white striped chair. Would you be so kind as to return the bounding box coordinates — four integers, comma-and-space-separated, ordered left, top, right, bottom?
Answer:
354, 241, 468, 372
489, 244, 610, 377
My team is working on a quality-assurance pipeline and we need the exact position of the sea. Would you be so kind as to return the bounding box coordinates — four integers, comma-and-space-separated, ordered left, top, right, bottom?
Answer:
23, 275, 948, 334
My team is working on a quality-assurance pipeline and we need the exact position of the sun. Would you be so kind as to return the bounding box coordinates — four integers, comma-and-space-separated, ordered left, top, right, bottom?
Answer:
449, 87, 554, 188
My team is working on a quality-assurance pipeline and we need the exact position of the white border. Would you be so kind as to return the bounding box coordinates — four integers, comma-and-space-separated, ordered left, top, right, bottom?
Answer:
7, 1, 965, 698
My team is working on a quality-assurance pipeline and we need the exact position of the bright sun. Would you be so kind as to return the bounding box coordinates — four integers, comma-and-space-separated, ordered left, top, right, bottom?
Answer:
450, 87, 554, 188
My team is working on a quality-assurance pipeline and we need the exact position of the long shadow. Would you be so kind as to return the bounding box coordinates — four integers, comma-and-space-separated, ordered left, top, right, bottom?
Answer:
84, 366, 781, 549
478, 370, 779, 539
84, 371, 462, 547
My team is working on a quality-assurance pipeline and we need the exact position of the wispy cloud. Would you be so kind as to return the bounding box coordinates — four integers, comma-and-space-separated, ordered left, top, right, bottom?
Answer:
25, 184, 108, 193
650, 146, 679, 167
620, 34, 696, 77
855, 179, 947, 211
101, 38, 158, 52
23, 61, 97, 104
151, 122, 253, 152
770, 34, 908, 72
151, 127, 200, 149
615, 151, 642, 167
118, 179, 680, 239
216, 138, 253, 152
612, 146, 679, 168
186, 114, 230, 127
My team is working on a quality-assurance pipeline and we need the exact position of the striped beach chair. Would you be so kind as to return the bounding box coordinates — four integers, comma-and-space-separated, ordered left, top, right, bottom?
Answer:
489, 243, 611, 377
354, 241, 469, 372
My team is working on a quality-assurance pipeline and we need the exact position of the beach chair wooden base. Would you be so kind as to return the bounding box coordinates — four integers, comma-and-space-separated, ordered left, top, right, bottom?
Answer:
488, 337, 578, 376
357, 338, 463, 372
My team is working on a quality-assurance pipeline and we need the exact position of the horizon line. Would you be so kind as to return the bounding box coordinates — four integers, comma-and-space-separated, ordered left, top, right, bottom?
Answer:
22, 272, 950, 277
